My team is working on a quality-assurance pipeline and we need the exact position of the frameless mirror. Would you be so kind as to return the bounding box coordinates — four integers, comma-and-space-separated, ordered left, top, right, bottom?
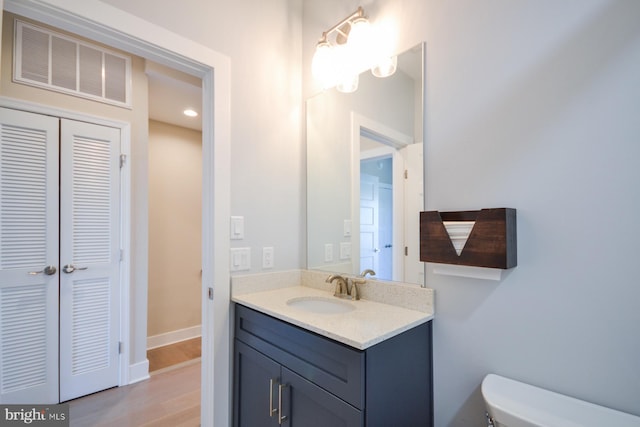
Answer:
307, 42, 425, 286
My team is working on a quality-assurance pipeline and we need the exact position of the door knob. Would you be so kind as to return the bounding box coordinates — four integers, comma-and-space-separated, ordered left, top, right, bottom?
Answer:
63, 264, 88, 274
28, 266, 57, 275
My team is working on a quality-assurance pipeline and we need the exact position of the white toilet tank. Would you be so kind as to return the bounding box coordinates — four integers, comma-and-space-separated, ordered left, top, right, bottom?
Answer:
481, 374, 640, 427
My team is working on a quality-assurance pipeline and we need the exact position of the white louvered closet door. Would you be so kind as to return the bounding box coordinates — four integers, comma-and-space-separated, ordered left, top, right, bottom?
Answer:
59, 119, 120, 402
0, 108, 60, 404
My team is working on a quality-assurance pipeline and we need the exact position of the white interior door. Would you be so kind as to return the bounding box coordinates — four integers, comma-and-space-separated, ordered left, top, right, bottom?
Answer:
360, 173, 379, 273
0, 108, 60, 404
378, 183, 393, 280
59, 119, 121, 402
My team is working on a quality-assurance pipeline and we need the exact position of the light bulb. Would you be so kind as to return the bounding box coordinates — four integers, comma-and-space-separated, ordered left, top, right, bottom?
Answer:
347, 17, 374, 74
369, 18, 398, 78
347, 18, 372, 51
312, 41, 337, 89
372, 55, 397, 78
336, 73, 359, 93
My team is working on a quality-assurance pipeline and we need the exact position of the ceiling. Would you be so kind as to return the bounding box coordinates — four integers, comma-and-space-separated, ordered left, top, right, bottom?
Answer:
146, 61, 202, 131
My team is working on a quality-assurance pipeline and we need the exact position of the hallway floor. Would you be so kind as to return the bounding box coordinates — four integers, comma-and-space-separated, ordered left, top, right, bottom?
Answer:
147, 338, 202, 373
68, 339, 201, 426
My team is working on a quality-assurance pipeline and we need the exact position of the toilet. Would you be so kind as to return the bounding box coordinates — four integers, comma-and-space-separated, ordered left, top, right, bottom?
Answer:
481, 374, 640, 427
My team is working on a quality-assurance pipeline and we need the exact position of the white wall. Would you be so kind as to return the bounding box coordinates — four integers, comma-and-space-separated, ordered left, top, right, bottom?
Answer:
304, 1, 640, 425
101, 0, 304, 274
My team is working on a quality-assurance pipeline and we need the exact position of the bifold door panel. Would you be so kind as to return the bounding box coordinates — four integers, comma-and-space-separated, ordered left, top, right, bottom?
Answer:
0, 108, 60, 404
59, 119, 121, 402
0, 107, 121, 404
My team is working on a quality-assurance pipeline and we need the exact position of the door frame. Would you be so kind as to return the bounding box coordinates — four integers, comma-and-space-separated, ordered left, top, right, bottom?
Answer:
0, 1, 231, 426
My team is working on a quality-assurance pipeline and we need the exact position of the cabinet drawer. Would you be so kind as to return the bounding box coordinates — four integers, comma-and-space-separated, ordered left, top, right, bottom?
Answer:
235, 304, 364, 409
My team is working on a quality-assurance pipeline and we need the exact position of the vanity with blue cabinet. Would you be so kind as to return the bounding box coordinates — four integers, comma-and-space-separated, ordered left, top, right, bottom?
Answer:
233, 304, 433, 426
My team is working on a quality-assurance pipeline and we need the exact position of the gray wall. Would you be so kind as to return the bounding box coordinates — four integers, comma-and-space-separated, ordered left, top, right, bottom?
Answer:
304, 0, 640, 426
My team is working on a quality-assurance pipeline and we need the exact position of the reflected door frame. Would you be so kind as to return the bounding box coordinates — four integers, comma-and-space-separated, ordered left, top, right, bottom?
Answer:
350, 112, 412, 281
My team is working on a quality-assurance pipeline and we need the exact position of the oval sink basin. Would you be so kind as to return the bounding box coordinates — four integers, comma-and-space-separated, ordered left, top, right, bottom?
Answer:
286, 296, 355, 314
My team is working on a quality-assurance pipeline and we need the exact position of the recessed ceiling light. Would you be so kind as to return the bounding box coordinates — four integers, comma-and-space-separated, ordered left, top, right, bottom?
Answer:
183, 109, 198, 117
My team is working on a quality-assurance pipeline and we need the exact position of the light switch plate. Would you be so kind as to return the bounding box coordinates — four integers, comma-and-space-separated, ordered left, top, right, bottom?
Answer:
339, 242, 351, 260
230, 247, 251, 271
230, 216, 244, 240
343, 219, 352, 237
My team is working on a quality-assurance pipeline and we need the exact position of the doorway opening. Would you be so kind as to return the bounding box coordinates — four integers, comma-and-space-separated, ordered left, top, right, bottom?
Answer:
0, 1, 231, 426
146, 111, 203, 373
360, 154, 393, 280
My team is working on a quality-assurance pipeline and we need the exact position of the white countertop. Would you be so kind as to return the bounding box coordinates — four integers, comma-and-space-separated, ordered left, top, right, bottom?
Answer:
232, 285, 433, 350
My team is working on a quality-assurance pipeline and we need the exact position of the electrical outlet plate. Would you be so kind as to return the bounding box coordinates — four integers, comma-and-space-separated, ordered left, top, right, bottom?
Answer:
324, 243, 334, 262
262, 247, 274, 269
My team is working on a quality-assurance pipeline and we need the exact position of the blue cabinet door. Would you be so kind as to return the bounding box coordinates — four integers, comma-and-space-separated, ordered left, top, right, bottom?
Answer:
234, 340, 280, 427
281, 367, 363, 427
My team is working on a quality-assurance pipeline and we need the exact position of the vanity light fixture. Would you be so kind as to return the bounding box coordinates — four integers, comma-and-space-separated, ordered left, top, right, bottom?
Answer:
311, 7, 397, 93
183, 108, 198, 117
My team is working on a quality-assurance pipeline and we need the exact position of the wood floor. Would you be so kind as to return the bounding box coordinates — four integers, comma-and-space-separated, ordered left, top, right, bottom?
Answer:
68, 339, 202, 426
148, 337, 201, 373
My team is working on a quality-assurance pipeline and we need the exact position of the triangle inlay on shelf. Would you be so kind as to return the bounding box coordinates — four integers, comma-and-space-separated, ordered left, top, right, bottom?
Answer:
442, 221, 475, 256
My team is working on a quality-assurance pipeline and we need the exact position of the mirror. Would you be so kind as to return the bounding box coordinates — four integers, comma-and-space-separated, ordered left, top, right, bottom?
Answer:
307, 42, 425, 286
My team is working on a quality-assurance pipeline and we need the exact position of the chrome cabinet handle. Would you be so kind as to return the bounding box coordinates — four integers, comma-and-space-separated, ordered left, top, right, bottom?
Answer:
278, 383, 288, 425
28, 266, 57, 276
63, 264, 88, 274
269, 379, 277, 417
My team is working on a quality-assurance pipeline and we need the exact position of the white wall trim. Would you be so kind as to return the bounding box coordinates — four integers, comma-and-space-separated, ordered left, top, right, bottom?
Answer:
118, 122, 132, 387
147, 325, 202, 350
128, 359, 150, 385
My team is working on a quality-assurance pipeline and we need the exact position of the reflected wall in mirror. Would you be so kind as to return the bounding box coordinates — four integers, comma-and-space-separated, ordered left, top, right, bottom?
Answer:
307, 43, 425, 286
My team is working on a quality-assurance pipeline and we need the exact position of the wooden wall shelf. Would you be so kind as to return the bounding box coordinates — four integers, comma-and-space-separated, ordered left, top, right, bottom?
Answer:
420, 208, 517, 269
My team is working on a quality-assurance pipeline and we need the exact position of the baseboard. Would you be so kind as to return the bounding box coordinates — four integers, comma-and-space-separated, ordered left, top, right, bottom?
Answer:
129, 359, 150, 384
147, 325, 202, 350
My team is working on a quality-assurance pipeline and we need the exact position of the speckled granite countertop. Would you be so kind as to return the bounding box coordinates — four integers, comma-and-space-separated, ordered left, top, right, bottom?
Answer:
231, 270, 434, 350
